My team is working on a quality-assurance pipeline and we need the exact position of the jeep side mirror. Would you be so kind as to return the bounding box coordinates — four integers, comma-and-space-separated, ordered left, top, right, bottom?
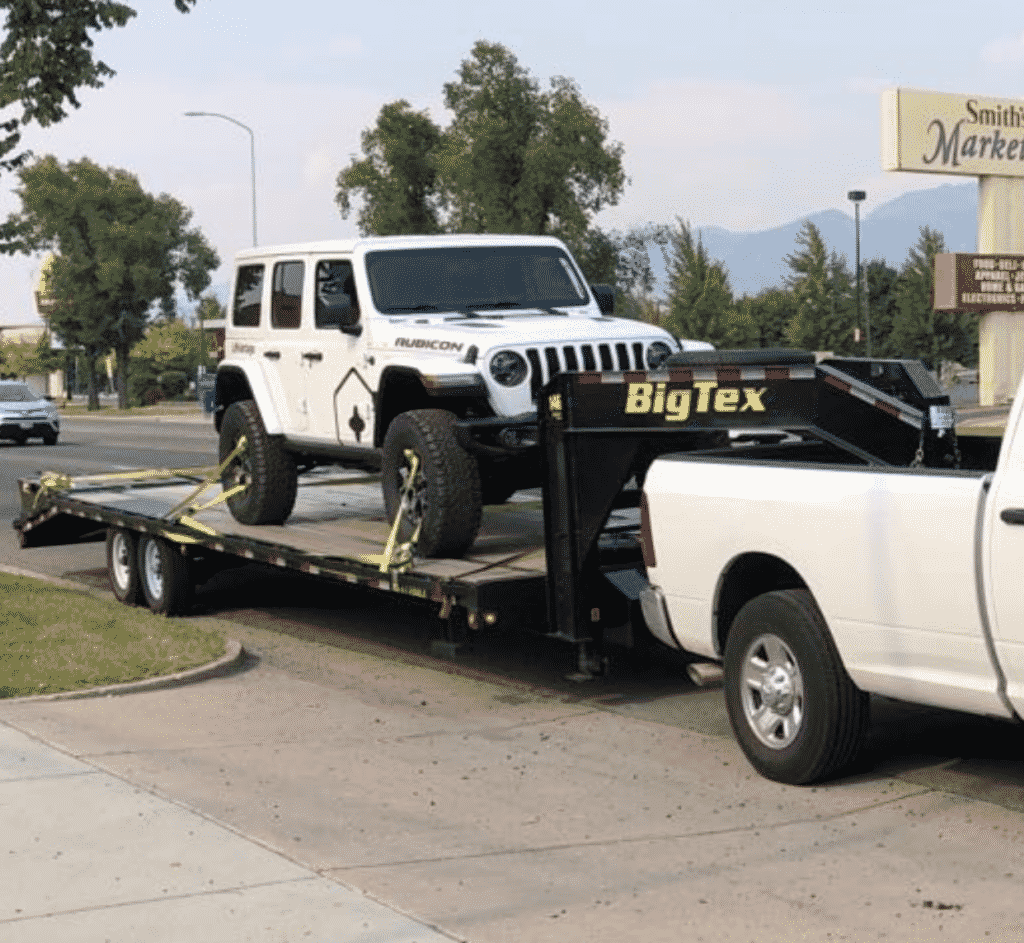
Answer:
590, 283, 615, 315
341, 322, 363, 337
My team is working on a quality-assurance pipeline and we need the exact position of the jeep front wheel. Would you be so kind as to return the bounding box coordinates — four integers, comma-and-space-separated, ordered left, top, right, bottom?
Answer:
382, 409, 482, 558
219, 400, 298, 525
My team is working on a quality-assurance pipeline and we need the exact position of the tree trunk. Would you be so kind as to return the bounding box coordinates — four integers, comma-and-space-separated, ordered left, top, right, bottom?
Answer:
116, 340, 129, 410
86, 349, 100, 411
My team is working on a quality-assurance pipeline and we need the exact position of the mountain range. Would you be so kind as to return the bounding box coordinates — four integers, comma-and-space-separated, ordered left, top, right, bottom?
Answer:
678, 182, 979, 298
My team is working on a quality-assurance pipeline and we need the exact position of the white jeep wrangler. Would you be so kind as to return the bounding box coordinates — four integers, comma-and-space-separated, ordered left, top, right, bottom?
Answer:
215, 234, 710, 557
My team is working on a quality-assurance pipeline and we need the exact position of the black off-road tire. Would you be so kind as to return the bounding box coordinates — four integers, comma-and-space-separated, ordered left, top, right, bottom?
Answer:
137, 534, 193, 616
723, 589, 870, 785
106, 527, 141, 606
42, 432, 58, 445
382, 409, 482, 558
219, 400, 298, 525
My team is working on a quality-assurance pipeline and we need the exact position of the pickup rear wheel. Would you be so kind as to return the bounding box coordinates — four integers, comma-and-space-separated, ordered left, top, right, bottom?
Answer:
382, 409, 482, 558
137, 535, 193, 616
219, 399, 298, 525
106, 527, 141, 606
723, 589, 869, 785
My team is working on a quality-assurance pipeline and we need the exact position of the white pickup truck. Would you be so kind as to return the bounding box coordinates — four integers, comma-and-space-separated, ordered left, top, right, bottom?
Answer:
638, 349, 1024, 785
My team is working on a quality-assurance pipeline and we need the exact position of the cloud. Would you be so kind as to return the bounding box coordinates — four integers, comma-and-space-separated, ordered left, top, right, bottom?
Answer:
982, 31, 1024, 64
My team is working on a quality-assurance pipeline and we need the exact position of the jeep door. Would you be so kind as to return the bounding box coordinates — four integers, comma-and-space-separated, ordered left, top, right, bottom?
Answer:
266, 258, 310, 432
305, 257, 375, 447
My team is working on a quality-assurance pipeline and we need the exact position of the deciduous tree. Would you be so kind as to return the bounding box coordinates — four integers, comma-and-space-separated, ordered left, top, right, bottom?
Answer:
0, 0, 197, 172
336, 41, 626, 247
1, 155, 218, 408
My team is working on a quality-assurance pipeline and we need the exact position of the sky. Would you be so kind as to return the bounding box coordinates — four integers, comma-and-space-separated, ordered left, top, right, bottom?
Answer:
2, 0, 1023, 325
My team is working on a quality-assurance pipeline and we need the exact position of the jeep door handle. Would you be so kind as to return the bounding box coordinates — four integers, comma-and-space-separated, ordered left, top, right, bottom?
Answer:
302, 351, 323, 362
263, 350, 281, 360
1001, 508, 1024, 525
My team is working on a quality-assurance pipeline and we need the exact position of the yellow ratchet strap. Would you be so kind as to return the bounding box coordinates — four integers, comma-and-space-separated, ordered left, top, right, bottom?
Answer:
357, 449, 423, 573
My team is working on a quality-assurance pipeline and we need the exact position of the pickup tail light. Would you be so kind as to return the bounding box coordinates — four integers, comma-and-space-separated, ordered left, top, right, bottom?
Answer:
640, 491, 656, 569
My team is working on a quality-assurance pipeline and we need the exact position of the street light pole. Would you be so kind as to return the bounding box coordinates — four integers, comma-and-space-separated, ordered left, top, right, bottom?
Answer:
848, 190, 868, 356
184, 111, 258, 247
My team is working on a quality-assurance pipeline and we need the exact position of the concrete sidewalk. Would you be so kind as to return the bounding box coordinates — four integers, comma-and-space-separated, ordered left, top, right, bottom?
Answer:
0, 722, 455, 943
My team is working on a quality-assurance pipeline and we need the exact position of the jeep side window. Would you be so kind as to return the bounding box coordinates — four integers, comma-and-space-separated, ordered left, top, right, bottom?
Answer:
315, 259, 360, 328
271, 261, 304, 329
232, 264, 264, 327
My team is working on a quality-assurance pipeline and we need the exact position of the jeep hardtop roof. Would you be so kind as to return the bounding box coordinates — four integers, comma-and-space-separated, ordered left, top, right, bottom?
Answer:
234, 234, 569, 262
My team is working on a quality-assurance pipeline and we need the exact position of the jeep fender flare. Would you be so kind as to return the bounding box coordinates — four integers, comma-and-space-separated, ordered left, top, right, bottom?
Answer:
214, 361, 284, 435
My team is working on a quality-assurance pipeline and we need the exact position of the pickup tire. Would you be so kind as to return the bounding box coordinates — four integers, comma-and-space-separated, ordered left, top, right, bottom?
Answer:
219, 399, 298, 525
382, 409, 482, 558
723, 589, 869, 785
106, 527, 141, 606
137, 534, 193, 616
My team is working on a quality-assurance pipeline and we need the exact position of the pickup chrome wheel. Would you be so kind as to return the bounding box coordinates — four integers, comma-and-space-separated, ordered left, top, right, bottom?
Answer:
382, 409, 482, 558
723, 589, 869, 785
106, 527, 140, 606
137, 534, 193, 616
219, 399, 298, 525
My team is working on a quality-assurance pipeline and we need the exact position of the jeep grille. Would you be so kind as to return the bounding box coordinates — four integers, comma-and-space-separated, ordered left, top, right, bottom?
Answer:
524, 342, 646, 400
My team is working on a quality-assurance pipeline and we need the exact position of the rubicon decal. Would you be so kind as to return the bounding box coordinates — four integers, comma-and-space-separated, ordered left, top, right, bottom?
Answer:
395, 338, 464, 352
624, 381, 767, 421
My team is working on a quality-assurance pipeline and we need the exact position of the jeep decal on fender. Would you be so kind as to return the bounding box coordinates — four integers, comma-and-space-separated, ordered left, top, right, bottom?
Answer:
624, 381, 767, 421
395, 338, 465, 352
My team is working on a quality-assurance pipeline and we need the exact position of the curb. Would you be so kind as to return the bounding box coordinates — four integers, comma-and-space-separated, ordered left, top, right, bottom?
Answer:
0, 564, 245, 703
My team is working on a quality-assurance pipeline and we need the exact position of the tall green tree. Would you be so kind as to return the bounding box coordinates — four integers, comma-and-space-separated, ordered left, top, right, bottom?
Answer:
785, 221, 857, 354
889, 226, 977, 369
0, 1, 197, 172
1, 155, 218, 408
440, 41, 625, 243
663, 219, 753, 346
736, 288, 799, 349
336, 41, 626, 246
862, 257, 900, 358
335, 100, 443, 236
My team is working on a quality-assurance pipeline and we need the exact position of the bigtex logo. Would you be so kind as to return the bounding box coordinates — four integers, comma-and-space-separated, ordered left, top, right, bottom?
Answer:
624, 381, 767, 421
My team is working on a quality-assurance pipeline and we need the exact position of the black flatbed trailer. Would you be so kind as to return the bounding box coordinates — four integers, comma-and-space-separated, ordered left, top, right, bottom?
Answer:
14, 350, 965, 676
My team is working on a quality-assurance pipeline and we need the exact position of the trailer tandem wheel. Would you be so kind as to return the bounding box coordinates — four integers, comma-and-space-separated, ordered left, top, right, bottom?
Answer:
137, 534, 193, 616
106, 527, 141, 606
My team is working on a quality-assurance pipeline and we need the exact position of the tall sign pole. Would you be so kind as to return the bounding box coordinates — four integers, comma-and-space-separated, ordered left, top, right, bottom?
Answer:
882, 88, 1024, 404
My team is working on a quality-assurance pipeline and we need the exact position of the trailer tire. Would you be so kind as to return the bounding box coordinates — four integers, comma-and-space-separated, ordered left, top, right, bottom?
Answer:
219, 399, 297, 525
106, 527, 141, 606
137, 535, 193, 616
723, 589, 869, 785
382, 409, 482, 558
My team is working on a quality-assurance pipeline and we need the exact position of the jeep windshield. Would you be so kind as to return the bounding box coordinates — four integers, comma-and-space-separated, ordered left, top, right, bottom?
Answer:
365, 246, 590, 315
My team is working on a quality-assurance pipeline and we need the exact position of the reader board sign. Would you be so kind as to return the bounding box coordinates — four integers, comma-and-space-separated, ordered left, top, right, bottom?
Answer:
882, 88, 1024, 178
934, 253, 1024, 311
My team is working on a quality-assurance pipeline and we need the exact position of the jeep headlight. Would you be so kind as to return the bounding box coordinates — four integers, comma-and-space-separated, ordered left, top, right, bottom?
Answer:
646, 341, 673, 369
489, 350, 528, 387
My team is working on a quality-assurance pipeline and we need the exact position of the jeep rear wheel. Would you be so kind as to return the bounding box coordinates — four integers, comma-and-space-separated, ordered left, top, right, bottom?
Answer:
219, 400, 298, 525
382, 409, 482, 558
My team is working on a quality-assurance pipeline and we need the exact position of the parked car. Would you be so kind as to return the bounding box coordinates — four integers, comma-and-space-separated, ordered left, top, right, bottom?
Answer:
0, 380, 59, 445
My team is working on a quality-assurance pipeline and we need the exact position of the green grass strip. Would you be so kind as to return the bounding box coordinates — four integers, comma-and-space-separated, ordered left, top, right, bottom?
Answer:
0, 573, 225, 698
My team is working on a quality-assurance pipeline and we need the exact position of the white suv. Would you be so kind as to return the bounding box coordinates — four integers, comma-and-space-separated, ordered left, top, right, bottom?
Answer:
215, 234, 710, 557
0, 380, 59, 445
